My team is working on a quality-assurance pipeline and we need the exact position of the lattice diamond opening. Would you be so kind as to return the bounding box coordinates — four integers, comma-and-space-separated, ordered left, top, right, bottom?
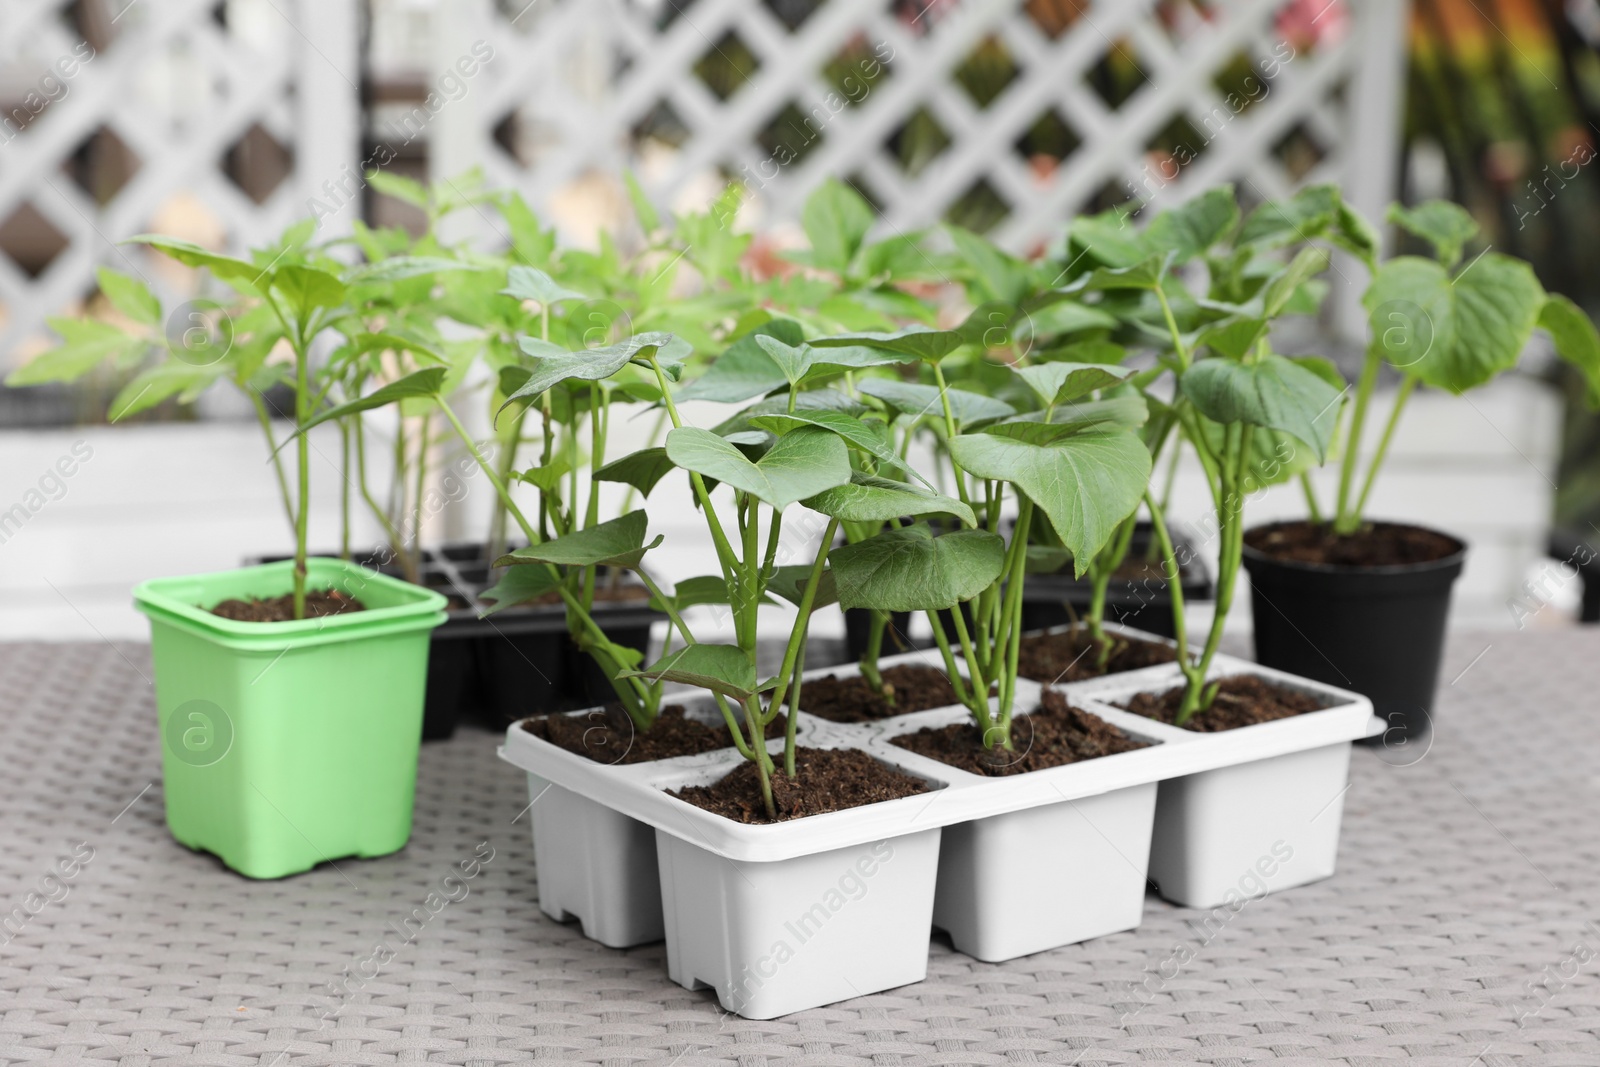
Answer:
954, 35, 1020, 110
886, 106, 951, 178
633, 99, 692, 151
1015, 109, 1081, 181
822, 34, 892, 106
1083, 40, 1150, 111
0, 203, 70, 279
65, 125, 141, 206
1023, 0, 1088, 40
1213, 50, 1270, 115
946, 178, 1010, 235
1274, 121, 1328, 182
1146, 116, 1210, 176
763, 0, 824, 33
223, 123, 293, 205
757, 102, 828, 169
693, 31, 761, 101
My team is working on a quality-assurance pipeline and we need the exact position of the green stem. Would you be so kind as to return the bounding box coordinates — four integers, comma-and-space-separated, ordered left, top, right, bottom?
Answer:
1350, 376, 1417, 529
925, 606, 980, 729
1146, 490, 1200, 696
291, 317, 310, 621
1300, 472, 1324, 525
1334, 346, 1382, 531
764, 518, 839, 731
250, 391, 295, 534
993, 498, 1033, 746
860, 610, 888, 702
338, 421, 351, 560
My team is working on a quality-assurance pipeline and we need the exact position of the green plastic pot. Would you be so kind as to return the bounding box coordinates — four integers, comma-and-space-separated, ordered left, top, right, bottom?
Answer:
133, 558, 447, 879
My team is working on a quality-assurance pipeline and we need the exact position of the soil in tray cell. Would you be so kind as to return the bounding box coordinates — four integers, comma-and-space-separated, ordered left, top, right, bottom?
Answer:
522, 704, 788, 764
1119, 673, 1327, 732
672, 747, 928, 823
891, 688, 1146, 775
794, 664, 959, 722
1016, 626, 1175, 683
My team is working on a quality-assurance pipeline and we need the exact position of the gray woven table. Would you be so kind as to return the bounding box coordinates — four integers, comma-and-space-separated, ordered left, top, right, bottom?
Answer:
2, 631, 1598, 1065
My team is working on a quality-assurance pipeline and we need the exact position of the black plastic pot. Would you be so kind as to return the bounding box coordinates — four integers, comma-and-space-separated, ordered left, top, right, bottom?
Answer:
1242, 521, 1466, 743
1018, 521, 1212, 639
249, 545, 664, 739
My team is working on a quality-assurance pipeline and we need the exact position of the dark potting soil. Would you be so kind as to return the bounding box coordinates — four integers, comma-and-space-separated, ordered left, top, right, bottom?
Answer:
1245, 521, 1460, 567
209, 590, 366, 622
1017, 626, 1176, 683
794, 664, 958, 722
671, 746, 928, 824
522, 704, 787, 763
1119, 674, 1327, 732
890, 688, 1145, 775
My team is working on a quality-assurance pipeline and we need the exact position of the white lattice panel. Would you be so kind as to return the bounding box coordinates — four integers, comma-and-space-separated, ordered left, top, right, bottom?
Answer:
0, 0, 359, 364
432, 0, 1408, 263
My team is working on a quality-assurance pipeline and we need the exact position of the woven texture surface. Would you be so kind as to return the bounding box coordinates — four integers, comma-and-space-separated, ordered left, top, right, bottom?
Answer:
1, 631, 1597, 1065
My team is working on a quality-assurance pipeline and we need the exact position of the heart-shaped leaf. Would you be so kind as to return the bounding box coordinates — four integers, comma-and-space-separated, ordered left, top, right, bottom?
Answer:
748, 409, 929, 486
1013, 362, 1135, 407
808, 325, 968, 361
1143, 185, 1240, 264
1387, 201, 1479, 269
985, 394, 1149, 442
595, 447, 675, 496
753, 334, 816, 386
947, 431, 1151, 574
678, 319, 804, 403
765, 564, 839, 612
617, 644, 757, 701
800, 178, 875, 275
649, 575, 776, 612
478, 565, 562, 617
803, 473, 976, 526
830, 524, 1005, 612
1540, 294, 1600, 404
496, 510, 661, 569
711, 388, 865, 437
666, 424, 851, 508
858, 378, 1014, 426
1179, 354, 1343, 460
1237, 184, 1340, 249
501, 332, 675, 414
501, 265, 588, 305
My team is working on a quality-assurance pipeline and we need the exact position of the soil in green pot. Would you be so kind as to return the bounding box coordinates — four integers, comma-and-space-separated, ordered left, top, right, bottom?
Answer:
210, 590, 366, 621
1119, 674, 1328, 732
1245, 521, 1460, 567
671, 747, 928, 823
794, 664, 958, 722
890, 688, 1146, 775
1017, 626, 1176, 683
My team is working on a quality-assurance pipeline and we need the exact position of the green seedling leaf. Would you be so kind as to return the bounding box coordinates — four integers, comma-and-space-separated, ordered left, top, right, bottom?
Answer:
624, 171, 661, 233
808, 324, 968, 361
649, 575, 776, 612
497, 509, 661, 569
95, 268, 160, 326
748, 409, 929, 486
1020, 300, 1120, 338
516, 460, 571, 492
596, 447, 676, 496
711, 388, 866, 437
830, 524, 1005, 612
1179, 354, 1343, 460
1199, 318, 1269, 361
1013, 362, 1135, 407
766, 564, 839, 612
665, 424, 851, 508
1025, 544, 1073, 574
803, 472, 976, 526
501, 332, 673, 413
348, 331, 448, 363
986, 394, 1149, 442
949, 225, 1034, 304
801, 177, 875, 275
1539, 294, 1600, 404
1143, 185, 1240, 264
125, 235, 267, 287
1059, 253, 1171, 293
1363, 254, 1545, 393
678, 319, 804, 403
947, 431, 1151, 574
1237, 184, 1341, 249
478, 565, 563, 617
753, 334, 816, 386
1067, 205, 1146, 268
345, 256, 481, 284
6, 318, 146, 385
108, 360, 225, 421
1387, 201, 1479, 269
501, 265, 588, 305
273, 265, 347, 319
296, 367, 446, 436
1261, 246, 1330, 318
365, 170, 430, 209
618, 644, 757, 701
858, 378, 1015, 426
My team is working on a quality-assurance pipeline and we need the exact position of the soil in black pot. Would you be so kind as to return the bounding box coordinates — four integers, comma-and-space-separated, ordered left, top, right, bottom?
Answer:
1017, 625, 1176, 683
795, 664, 958, 722
1119, 674, 1327, 732
1245, 521, 1460, 567
210, 590, 366, 622
671, 747, 928, 823
891, 688, 1146, 775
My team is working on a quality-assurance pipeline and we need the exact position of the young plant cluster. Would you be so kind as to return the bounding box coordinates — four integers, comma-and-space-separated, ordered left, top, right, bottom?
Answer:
17, 171, 1600, 814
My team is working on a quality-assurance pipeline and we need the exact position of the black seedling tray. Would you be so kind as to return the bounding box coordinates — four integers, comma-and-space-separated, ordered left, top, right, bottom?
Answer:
248, 544, 664, 739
